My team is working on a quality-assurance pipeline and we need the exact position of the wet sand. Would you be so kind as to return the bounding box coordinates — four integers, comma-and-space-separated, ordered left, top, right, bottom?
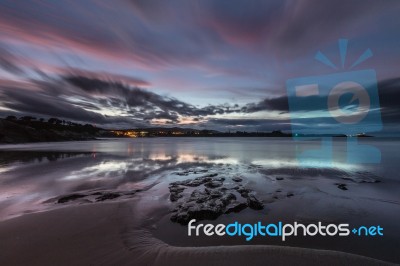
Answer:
0, 199, 394, 266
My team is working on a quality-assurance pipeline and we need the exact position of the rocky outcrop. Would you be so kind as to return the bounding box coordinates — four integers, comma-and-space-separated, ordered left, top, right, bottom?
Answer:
54, 190, 138, 204
95, 193, 120, 201
335, 183, 348, 190
57, 194, 86, 203
169, 172, 264, 225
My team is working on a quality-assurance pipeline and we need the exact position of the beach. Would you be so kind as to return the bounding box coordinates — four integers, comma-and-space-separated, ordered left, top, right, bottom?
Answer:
0, 138, 399, 265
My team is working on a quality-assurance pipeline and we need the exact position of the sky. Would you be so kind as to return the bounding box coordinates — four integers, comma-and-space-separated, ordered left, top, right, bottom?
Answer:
0, 0, 400, 133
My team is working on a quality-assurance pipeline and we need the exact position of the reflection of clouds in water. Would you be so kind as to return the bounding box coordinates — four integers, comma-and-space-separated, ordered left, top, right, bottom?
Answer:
148, 154, 173, 161
62, 161, 133, 180
0, 185, 36, 200
148, 153, 218, 164
0, 165, 16, 174
62, 153, 230, 181
0, 138, 393, 222
176, 154, 208, 164
251, 159, 360, 171
149, 153, 238, 165
0, 151, 235, 220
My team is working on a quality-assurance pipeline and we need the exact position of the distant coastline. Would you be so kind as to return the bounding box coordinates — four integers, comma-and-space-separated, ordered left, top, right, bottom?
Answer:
0, 117, 111, 144
0, 116, 372, 144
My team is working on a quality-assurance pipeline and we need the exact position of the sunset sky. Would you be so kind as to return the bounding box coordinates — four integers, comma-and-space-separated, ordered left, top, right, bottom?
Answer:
0, 0, 400, 133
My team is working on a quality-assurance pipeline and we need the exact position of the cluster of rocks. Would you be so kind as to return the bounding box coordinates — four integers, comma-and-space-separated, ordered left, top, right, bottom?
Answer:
57, 194, 86, 203
270, 189, 294, 200
174, 169, 209, 176
342, 171, 381, 183
55, 190, 140, 204
169, 173, 264, 225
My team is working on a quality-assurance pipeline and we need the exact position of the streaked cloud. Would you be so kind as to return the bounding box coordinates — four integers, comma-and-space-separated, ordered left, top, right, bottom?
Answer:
0, 0, 399, 132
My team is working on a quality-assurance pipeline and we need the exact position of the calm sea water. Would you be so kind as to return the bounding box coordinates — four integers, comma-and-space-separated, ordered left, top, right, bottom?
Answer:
0, 137, 399, 220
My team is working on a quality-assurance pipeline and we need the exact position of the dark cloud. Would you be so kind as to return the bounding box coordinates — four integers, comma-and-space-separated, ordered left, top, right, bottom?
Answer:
0, 86, 108, 124
0, 47, 24, 75
203, 118, 291, 132
242, 95, 289, 113
63, 69, 150, 87
241, 77, 400, 114
378, 78, 400, 109
0, 71, 243, 127
1, 73, 400, 134
377, 78, 400, 124
64, 75, 241, 120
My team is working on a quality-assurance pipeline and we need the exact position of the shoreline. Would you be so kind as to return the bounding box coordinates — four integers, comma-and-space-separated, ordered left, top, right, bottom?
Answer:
0, 138, 399, 265
0, 200, 395, 266
2, 136, 400, 147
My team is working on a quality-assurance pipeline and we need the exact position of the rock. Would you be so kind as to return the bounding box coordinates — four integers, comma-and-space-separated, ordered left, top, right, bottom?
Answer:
125, 190, 137, 196
219, 193, 236, 204
215, 177, 225, 182
170, 193, 183, 202
170, 174, 224, 188
169, 177, 262, 224
172, 177, 205, 187
336, 183, 348, 190
171, 189, 237, 224
276, 177, 284, 180
342, 171, 381, 183
186, 178, 205, 187
247, 195, 264, 210
225, 202, 247, 214
235, 186, 251, 198
197, 169, 208, 173
170, 200, 226, 224
204, 181, 223, 188
287, 193, 294, 197
57, 194, 86, 203
176, 171, 189, 176
189, 189, 210, 203
96, 193, 120, 201
232, 176, 243, 182
205, 188, 223, 198
170, 186, 185, 193
169, 185, 186, 202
